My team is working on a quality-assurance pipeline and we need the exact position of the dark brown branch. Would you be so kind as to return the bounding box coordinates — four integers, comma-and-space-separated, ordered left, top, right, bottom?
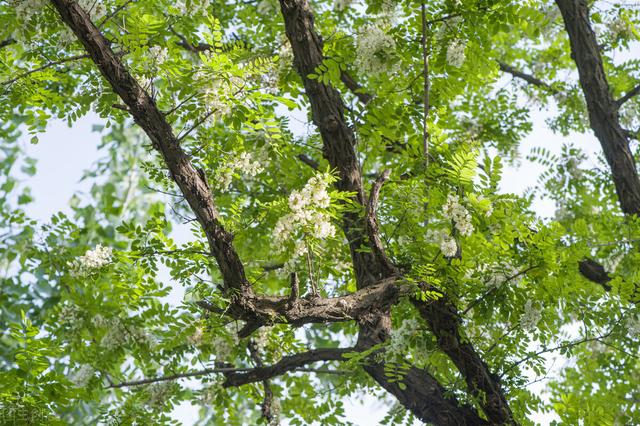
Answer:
413, 291, 517, 425
279, 1, 504, 424
0, 38, 15, 49
365, 170, 397, 275
339, 72, 372, 104
578, 258, 612, 291
615, 82, 640, 107
223, 348, 352, 387
50, 0, 251, 296
107, 366, 247, 388
296, 153, 319, 170
556, 0, 640, 215
498, 62, 558, 94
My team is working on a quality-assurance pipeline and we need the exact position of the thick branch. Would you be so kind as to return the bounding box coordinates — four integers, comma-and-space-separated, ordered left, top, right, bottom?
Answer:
498, 62, 558, 94
413, 293, 517, 425
223, 348, 351, 387
556, 0, 640, 215
578, 258, 612, 290
50, 0, 250, 296
616, 83, 640, 107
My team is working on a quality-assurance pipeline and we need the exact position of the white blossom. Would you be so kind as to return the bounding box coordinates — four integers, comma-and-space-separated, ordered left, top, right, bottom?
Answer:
355, 24, 397, 75
70, 244, 113, 276
12, 0, 47, 21
442, 194, 474, 237
608, 17, 632, 38
254, 326, 272, 351
627, 316, 640, 338
188, 326, 205, 346
79, 0, 107, 21
100, 320, 127, 349
91, 314, 109, 328
216, 151, 264, 190
388, 318, 419, 356
446, 39, 467, 68
59, 304, 82, 331
146, 381, 174, 408
148, 46, 169, 68
273, 173, 335, 247
521, 300, 542, 332
440, 235, 458, 258
69, 364, 94, 388
334, 0, 352, 11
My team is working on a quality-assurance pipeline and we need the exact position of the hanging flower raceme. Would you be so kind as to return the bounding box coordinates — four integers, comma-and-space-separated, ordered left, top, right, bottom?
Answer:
217, 151, 264, 190
68, 364, 94, 388
355, 24, 398, 75
521, 300, 542, 332
69, 244, 113, 277
442, 194, 474, 237
446, 39, 467, 68
273, 173, 336, 268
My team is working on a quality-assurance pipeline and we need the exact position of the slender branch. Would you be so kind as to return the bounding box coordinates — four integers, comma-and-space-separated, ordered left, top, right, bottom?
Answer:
616, 82, 640, 107
498, 62, 558, 94
107, 367, 248, 388
0, 38, 15, 49
339, 71, 372, 104
97, 0, 135, 29
421, 1, 430, 168
297, 153, 319, 170
1, 54, 90, 86
501, 327, 616, 378
223, 347, 353, 387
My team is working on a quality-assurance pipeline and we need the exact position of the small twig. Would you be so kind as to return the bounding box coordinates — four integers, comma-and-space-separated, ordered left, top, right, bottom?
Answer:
1, 54, 90, 86
177, 109, 218, 141
421, 1, 430, 170
106, 367, 251, 388
112, 103, 129, 112
97, 0, 135, 29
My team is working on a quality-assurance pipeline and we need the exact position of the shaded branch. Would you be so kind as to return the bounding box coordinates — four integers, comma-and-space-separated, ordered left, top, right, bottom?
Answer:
223, 347, 352, 387
616, 82, 640, 107
50, 0, 251, 297
498, 62, 558, 94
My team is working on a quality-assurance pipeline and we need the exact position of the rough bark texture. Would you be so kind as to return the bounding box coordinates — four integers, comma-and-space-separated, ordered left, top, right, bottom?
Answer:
556, 0, 640, 215
49, 0, 251, 299
278, 0, 515, 424
223, 348, 351, 387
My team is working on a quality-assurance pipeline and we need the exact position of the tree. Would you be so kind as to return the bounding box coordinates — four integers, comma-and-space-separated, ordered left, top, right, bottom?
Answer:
0, 0, 639, 424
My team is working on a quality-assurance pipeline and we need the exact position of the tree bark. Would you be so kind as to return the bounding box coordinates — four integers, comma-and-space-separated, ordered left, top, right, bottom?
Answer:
556, 0, 640, 215
278, 0, 516, 423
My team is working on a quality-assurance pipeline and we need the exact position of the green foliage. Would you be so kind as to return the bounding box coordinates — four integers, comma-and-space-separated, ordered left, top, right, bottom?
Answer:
0, 0, 639, 424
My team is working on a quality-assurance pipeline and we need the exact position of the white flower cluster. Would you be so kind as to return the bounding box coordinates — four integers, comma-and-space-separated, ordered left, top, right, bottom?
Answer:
387, 318, 419, 356
355, 24, 397, 75
520, 300, 542, 332
69, 364, 94, 388
443, 194, 474, 237
334, 0, 352, 11
446, 39, 467, 68
485, 262, 520, 288
70, 244, 113, 276
608, 17, 632, 38
146, 381, 174, 408
12, 0, 46, 21
440, 235, 458, 258
59, 303, 82, 331
254, 326, 272, 352
79, 0, 107, 21
273, 173, 336, 246
425, 228, 457, 258
627, 316, 640, 338
147, 46, 169, 69
187, 326, 205, 346
97, 316, 155, 350
217, 151, 264, 190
